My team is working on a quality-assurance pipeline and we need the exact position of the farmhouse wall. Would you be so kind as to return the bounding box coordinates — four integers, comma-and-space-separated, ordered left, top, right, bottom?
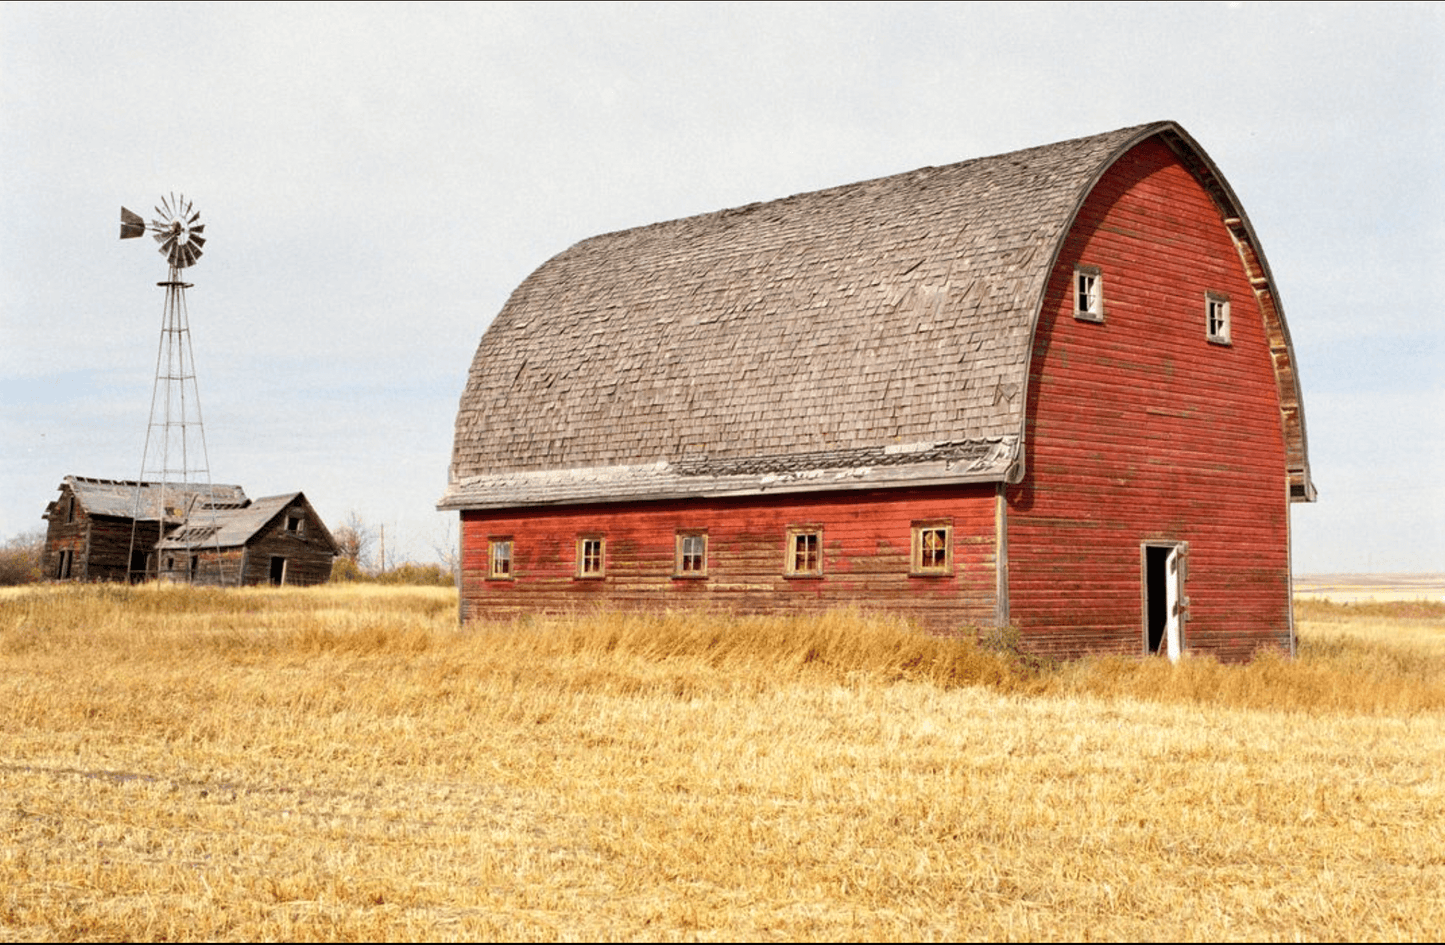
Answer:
235, 500, 336, 587
1006, 138, 1292, 660
460, 486, 999, 632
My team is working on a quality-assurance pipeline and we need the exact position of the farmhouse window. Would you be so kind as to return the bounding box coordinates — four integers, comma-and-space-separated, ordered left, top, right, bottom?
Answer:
577, 537, 605, 578
786, 528, 822, 577
285, 513, 305, 536
1074, 265, 1103, 322
911, 523, 953, 576
1207, 292, 1231, 345
675, 532, 708, 578
489, 539, 514, 579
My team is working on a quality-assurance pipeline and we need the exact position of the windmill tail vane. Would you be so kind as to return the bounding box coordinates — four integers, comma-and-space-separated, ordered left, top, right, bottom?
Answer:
119, 193, 206, 269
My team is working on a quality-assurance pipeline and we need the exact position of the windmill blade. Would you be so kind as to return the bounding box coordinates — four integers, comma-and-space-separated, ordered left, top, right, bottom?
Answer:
129, 194, 205, 268
119, 207, 147, 239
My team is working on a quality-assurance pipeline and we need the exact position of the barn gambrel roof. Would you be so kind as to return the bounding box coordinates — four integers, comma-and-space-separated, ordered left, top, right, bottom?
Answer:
442, 121, 1312, 510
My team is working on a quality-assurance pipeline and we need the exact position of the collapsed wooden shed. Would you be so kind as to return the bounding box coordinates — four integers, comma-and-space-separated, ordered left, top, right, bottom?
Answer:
439, 121, 1315, 661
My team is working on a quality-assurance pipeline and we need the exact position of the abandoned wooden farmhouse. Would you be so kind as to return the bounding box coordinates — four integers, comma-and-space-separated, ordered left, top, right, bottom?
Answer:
439, 120, 1315, 661
43, 476, 339, 586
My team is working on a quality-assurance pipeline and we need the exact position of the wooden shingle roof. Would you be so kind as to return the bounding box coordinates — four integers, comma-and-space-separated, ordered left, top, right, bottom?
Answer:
443, 121, 1312, 510
156, 492, 340, 554
62, 476, 249, 522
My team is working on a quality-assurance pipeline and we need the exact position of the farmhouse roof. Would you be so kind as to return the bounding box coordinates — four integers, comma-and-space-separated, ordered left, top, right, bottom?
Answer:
156, 492, 340, 554
442, 120, 1312, 510
62, 476, 249, 522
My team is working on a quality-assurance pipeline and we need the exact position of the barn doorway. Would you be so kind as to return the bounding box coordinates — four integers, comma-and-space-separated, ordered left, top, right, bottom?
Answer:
1143, 542, 1187, 660
269, 556, 287, 586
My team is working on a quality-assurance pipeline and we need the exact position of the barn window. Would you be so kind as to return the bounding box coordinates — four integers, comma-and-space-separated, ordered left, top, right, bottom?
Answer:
785, 528, 822, 577
488, 539, 514, 579
675, 532, 708, 578
1074, 265, 1103, 322
911, 523, 953, 575
1206, 292, 1231, 345
577, 537, 605, 578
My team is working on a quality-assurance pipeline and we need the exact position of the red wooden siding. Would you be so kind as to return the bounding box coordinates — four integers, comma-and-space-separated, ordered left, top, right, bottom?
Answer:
460, 486, 998, 633
1007, 138, 1292, 661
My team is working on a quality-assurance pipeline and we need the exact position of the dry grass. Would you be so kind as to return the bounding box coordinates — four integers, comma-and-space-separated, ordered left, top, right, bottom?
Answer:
1, 585, 1441, 940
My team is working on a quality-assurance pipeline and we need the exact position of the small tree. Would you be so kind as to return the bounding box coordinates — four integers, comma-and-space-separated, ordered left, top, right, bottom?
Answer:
333, 511, 375, 574
0, 530, 46, 586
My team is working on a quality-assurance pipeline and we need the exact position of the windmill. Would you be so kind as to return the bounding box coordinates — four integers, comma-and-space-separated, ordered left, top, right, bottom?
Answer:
119, 194, 227, 583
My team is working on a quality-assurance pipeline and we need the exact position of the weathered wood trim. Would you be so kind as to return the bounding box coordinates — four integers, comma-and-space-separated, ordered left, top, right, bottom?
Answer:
994, 484, 1009, 629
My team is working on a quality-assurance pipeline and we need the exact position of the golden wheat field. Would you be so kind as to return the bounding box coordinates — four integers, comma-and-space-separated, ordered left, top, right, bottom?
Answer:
1, 584, 1442, 941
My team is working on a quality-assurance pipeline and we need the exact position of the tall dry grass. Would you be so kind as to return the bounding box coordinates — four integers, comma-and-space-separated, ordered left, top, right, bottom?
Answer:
1, 585, 1441, 940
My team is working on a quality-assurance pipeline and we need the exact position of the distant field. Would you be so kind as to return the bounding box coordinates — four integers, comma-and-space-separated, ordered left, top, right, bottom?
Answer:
1, 584, 1441, 940
1295, 572, 1445, 602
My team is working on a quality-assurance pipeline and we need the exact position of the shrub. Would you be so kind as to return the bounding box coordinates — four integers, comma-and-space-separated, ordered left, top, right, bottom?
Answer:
0, 530, 45, 586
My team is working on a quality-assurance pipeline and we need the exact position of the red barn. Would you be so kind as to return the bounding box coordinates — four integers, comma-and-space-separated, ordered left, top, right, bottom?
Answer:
440, 121, 1315, 661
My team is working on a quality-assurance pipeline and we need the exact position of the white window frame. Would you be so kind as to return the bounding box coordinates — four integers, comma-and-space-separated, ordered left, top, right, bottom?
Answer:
488, 538, 514, 580
674, 531, 708, 578
785, 528, 823, 578
577, 536, 605, 578
910, 522, 953, 576
1074, 265, 1103, 322
1206, 291, 1231, 345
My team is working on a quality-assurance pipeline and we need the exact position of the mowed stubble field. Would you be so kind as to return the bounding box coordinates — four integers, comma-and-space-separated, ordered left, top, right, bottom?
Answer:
1, 582, 1442, 941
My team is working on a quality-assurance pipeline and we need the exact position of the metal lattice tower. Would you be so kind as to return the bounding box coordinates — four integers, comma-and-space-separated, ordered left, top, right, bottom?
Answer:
119, 195, 228, 583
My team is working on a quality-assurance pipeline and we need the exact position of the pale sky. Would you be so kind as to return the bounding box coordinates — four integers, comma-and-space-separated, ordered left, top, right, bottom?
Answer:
3, 1, 1442, 574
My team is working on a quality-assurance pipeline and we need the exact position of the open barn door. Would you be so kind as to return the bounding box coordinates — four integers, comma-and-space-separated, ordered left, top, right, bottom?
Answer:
1144, 542, 1188, 660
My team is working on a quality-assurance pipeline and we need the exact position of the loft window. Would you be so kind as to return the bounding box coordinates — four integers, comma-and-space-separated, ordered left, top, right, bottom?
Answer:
786, 528, 822, 577
1207, 292, 1231, 345
911, 522, 953, 576
675, 532, 707, 578
1074, 265, 1103, 322
577, 537, 605, 578
489, 539, 514, 579
285, 513, 305, 536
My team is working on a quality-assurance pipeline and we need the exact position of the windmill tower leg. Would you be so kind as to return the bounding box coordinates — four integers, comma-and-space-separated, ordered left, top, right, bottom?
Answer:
127, 270, 228, 584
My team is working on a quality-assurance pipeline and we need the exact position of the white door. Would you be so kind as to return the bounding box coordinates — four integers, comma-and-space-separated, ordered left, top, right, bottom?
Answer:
1162, 545, 1186, 662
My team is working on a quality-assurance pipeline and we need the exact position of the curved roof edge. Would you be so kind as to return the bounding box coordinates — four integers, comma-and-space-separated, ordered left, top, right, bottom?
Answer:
1011, 121, 1315, 502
